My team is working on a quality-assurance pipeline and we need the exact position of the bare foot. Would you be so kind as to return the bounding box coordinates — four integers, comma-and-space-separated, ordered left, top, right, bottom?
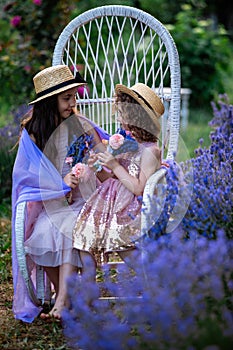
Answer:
48, 307, 62, 320
40, 312, 51, 320
40, 309, 61, 321
41, 298, 67, 320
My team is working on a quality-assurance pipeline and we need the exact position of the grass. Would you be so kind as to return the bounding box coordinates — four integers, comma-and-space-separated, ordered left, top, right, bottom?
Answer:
0, 106, 214, 349
180, 107, 212, 158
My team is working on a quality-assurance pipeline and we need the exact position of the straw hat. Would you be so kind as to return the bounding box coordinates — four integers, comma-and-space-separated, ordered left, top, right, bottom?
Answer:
29, 65, 87, 104
115, 83, 164, 131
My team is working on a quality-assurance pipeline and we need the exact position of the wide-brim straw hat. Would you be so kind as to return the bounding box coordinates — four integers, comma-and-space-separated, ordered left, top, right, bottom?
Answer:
29, 65, 87, 105
115, 83, 164, 131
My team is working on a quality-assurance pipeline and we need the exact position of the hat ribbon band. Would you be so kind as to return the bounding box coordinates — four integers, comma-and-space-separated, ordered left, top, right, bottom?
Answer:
131, 89, 154, 112
36, 73, 86, 99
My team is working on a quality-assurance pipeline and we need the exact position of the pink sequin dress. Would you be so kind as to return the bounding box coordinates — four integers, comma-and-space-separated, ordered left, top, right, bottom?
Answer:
73, 142, 154, 265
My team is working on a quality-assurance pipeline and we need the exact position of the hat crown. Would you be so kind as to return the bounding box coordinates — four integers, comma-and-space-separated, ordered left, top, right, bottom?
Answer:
115, 82, 165, 135
130, 83, 165, 117
33, 65, 74, 94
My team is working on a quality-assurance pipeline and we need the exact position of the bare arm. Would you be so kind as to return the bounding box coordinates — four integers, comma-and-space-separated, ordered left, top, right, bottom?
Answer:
97, 144, 161, 196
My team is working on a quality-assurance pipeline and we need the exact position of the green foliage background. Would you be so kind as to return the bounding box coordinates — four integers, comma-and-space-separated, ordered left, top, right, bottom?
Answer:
168, 4, 233, 107
138, 0, 233, 107
0, 0, 233, 116
0, 0, 232, 205
0, 0, 82, 108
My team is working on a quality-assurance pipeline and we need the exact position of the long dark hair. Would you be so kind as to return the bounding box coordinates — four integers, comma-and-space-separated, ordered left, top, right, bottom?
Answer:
22, 94, 85, 153
23, 94, 61, 151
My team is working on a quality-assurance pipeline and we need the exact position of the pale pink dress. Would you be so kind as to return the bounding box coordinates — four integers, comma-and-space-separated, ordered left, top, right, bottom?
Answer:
73, 142, 154, 265
24, 119, 96, 268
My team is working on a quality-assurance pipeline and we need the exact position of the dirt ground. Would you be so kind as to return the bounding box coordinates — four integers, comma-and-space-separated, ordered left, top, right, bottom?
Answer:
0, 281, 71, 350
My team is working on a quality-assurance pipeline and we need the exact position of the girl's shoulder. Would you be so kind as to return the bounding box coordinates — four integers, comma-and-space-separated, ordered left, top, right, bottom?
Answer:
141, 141, 160, 152
77, 114, 93, 132
141, 142, 161, 160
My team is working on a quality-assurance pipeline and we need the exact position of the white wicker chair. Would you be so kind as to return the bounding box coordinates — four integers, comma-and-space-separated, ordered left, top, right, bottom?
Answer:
16, 5, 181, 306
52, 4, 181, 232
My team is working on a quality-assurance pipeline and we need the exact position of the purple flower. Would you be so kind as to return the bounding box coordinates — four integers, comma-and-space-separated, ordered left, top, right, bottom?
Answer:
66, 133, 94, 167
63, 233, 233, 348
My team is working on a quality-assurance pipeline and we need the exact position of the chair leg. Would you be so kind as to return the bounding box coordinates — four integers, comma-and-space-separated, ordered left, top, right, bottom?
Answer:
36, 265, 45, 302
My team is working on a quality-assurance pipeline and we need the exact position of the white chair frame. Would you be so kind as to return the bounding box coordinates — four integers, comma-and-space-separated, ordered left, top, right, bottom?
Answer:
15, 5, 181, 306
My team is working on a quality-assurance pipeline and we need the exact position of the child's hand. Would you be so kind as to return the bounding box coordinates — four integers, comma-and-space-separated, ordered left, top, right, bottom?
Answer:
87, 153, 99, 171
63, 171, 79, 189
97, 151, 119, 171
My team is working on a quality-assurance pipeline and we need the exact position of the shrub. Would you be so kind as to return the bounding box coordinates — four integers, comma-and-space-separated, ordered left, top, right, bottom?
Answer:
167, 4, 233, 107
0, 0, 80, 107
180, 95, 233, 239
146, 95, 233, 240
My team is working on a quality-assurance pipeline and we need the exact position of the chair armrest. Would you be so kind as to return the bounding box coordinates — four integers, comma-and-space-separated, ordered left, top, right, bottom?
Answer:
141, 167, 167, 233
15, 201, 42, 306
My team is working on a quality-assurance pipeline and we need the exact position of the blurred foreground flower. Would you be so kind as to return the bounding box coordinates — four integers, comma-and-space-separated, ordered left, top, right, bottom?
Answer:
63, 232, 233, 349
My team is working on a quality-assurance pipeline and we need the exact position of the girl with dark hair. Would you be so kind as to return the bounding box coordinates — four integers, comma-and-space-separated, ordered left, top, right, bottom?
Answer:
12, 65, 107, 322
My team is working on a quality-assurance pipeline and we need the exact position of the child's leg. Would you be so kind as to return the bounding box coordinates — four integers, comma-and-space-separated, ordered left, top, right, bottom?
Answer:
118, 248, 142, 269
43, 266, 59, 294
51, 263, 76, 317
41, 263, 76, 319
79, 250, 96, 282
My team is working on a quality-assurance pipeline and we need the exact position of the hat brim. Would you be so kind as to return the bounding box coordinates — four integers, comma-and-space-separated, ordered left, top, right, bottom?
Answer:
115, 84, 161, 132
28, 82, 86, 105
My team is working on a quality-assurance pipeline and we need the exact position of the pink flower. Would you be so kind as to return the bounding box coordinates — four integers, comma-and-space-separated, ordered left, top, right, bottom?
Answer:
65, 156, 73, 166
33, 0, 42, 5
10, 15, 21, 27
72, 163, 88, 180
77, 85, 90, 98
109, 134, 124, 150
23, 65, 31, 72
70, 64, 84, 72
